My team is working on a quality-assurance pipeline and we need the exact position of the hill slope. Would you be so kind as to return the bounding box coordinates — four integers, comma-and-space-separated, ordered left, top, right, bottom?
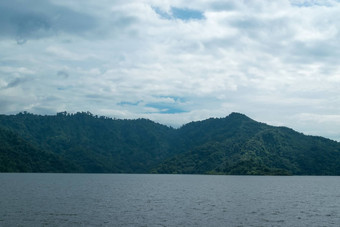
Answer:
155, 114, 340, 175
0, 127, 75, 172
0, 112, 339, 175
0, 112, 175, 173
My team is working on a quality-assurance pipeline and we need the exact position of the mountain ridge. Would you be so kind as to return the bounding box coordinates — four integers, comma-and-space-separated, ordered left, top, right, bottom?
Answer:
0, 111, 339, 175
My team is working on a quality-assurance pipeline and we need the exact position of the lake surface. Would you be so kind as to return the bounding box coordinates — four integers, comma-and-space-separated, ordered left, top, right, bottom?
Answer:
0, 174, 339, 226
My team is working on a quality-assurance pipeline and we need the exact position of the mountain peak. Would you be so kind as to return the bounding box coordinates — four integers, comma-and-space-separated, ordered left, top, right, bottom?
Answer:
227, 112, 252, 121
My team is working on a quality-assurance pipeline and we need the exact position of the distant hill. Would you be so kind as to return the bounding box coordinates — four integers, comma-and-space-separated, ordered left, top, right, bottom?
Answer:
0, 112, 339, 175
155, 113, 340, 175
0, 112, 174, 173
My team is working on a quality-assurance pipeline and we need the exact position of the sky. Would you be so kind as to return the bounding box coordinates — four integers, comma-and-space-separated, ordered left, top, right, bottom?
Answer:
1, 0, 340, 141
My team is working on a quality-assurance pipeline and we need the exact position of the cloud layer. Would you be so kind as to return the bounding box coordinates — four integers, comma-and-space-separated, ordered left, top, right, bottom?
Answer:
1, 0, 340, 140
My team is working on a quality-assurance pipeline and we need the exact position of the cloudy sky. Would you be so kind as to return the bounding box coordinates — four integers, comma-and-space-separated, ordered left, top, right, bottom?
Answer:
1, 0, 340, 140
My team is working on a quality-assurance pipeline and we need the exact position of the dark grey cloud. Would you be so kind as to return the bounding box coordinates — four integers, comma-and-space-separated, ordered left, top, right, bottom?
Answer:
6, 77, 28, 89
0, 99, 12, 112
31, 106, 59, 115
0, 0, 97, 44
228, 15, 292, 40
230, 16, 263, 30
287, 40, 340, 64
57, 70, 69, 79
210, 1, 238, 11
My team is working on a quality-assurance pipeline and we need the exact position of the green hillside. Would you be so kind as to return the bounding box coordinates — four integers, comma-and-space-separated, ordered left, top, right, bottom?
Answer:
0, 112, 339, 175
0, 112, 174, 173
0, 127, 75, 172
155, 114, 340, 175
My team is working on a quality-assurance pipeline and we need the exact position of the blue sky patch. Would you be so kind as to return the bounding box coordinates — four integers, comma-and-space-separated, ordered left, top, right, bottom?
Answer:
118, 101, 141, 106
152, 7, 172, 20
153, 7, 204, 21
291, 1, 333, 7
145, 103, 187, 114
171, 7, 204, 20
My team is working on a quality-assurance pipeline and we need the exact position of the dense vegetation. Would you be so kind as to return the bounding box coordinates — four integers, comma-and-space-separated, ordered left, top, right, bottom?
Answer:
155, 114, 340, 175
0, 112, 174, 173
0, 127, 75, 172
0, 112, 339, 175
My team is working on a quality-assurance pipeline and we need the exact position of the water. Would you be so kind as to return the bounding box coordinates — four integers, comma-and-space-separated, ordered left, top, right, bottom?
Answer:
0, 174, 339, 226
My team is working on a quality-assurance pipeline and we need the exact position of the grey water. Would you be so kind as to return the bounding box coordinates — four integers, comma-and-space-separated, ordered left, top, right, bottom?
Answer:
0, 174, 339, 227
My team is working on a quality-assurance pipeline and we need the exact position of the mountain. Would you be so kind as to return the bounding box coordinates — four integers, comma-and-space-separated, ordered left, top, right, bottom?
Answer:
155, 113, 340, 175
0, 111, 339, 175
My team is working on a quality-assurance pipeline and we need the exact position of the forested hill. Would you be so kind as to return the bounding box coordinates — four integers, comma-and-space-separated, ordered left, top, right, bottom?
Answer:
0, 112, 340, 175
0, 112, 174, 173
